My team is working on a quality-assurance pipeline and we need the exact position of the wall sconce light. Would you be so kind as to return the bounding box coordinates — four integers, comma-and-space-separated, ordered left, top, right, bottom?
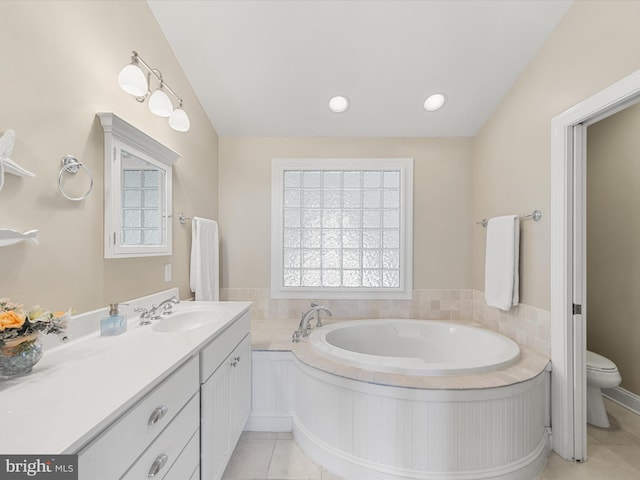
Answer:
117, 51, 191, 132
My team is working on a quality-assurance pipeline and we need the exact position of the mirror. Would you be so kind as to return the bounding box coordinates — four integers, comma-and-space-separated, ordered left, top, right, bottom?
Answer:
98, 113, 180, 258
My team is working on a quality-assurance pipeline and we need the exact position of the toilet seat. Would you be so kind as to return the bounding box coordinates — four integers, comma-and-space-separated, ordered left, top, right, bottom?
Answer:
587, 350, 618, 372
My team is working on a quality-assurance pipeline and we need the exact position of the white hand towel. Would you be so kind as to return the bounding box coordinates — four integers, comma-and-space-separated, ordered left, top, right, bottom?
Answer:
190, 217, 219, 301
484, 215, 519, 311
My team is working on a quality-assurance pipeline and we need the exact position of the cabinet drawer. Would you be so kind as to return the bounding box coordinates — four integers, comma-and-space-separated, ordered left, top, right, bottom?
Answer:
200, 312, 250, 382
122, 393, 200, 480
78, 356, 199, 480
162, 428, 199, 480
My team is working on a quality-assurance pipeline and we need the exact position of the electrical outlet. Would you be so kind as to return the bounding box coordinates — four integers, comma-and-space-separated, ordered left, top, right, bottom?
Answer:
164, 264, 172, 282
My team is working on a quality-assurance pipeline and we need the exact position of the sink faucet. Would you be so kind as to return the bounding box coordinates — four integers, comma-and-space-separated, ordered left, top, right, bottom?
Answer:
292, 304, 332, 342
135, 296, 180, 325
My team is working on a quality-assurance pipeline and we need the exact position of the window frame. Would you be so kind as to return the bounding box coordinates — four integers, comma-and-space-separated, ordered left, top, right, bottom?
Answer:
271, 158, 413, 299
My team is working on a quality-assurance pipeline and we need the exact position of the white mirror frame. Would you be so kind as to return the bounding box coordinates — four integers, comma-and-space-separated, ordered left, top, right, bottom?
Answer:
98, 113, 181, 258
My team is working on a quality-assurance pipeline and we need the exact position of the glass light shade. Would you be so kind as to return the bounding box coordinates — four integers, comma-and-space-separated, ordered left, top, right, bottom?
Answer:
424, 93, 447, 111
169, 108, 190, 132
328, 95, 350, 113
148, 89, 173, 117
117, 64, 147, 97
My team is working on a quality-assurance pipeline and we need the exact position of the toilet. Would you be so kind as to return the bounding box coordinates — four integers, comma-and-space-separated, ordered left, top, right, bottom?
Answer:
586, 350, 622, 428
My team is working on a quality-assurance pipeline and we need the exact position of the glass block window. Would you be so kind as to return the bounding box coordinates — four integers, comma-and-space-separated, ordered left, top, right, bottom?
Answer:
272, 158, 413, 299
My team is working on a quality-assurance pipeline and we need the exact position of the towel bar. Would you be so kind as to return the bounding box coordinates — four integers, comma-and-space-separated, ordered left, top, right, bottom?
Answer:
178, 213, 192, 224
477, 209, 542, 228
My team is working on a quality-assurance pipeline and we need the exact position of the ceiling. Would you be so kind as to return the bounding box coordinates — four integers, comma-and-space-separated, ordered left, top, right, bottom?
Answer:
147, 0, 573, 137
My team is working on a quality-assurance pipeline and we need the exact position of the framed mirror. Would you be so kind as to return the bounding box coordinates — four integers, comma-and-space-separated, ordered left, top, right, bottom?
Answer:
98, 113, 180, 258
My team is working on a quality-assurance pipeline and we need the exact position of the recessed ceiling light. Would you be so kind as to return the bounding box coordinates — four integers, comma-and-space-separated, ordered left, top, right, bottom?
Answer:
329, 95, 350, 113
424, 93, 447, 111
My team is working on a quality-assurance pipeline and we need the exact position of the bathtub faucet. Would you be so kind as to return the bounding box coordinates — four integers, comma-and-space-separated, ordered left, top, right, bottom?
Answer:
292, 304, 332, 342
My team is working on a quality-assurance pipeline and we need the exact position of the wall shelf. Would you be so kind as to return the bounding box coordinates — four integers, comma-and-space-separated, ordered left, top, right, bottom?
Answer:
0, 228, 38, 247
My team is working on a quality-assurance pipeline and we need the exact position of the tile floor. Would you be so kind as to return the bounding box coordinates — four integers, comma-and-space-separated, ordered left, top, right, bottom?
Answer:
223, 398, 640, 480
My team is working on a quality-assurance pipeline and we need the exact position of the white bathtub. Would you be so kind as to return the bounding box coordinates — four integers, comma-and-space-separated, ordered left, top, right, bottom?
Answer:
309, 319, 520, 376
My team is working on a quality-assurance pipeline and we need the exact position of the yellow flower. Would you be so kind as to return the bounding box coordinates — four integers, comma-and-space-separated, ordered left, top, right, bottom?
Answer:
0, 311, 26, 331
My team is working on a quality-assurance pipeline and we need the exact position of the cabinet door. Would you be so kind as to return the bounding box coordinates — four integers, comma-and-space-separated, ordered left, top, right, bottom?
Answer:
229, 335, 252, 447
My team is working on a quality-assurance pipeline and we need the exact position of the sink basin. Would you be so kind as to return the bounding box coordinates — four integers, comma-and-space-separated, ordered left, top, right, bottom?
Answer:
152, 307, 227, 333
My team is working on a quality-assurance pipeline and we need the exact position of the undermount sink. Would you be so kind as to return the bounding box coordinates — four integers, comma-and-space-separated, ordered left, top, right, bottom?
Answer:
152, 307, 227, 333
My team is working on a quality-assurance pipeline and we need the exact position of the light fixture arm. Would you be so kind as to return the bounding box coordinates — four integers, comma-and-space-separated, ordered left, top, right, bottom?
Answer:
131, 51, 183, 106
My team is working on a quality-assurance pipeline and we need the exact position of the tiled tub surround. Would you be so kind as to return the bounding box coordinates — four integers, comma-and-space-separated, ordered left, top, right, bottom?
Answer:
221, 288, 551, 356
248, 317, 551, 479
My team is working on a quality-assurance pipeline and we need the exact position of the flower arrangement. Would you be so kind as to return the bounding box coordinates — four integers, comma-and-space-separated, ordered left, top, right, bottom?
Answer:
0, 298, 70, 347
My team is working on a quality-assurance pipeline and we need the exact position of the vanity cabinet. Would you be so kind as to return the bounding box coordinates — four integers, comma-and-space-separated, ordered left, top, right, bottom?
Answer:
200, 312, 252, 480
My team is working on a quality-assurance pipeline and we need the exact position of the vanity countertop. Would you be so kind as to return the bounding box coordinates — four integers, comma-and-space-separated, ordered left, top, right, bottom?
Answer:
0, 301, 251, 454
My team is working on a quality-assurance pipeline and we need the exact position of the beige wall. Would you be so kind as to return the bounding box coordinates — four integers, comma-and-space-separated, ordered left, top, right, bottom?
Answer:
586, 103, 640, 395
0, 1, 218, 314
472, 0, 640, 309
218, 137, 473, 290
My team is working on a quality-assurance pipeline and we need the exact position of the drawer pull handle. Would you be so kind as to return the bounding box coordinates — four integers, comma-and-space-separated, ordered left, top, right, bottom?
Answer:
148, 405, 169, 425
148, 453, 168, 477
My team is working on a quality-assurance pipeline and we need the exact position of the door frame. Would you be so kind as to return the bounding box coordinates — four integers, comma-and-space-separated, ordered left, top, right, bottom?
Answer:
551, 69, 640, 461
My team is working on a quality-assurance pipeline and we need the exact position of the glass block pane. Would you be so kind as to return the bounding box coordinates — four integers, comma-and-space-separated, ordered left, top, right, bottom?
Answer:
303, 171, 321, 188
343, 249, 361, 269
342, 190, 361, 208
302, 229, 321, 248
284, 171, 301, 188
322, 230, 341, 249
322, 189, 341, 208
322, 270, 341, 287
384, 171, 400, 188
302, 270, 321, 287
302, 209, 321, 228
144, 189, 159, 208
383, 189, 400, 208
322, 209, 341, 228
123, 170, 141, 188
283, 249, 301, 268
363, 190, 381, 208
123, 210, 141, 228
144, 229, 161, 245
303, 189, 321, 208
383, 230, 400, 248
284, 208, 301, 228
342, 230, 361, 249
122, 229, 141, 245
363, 250, 381, 269
342, 210, 362, 228
343, 270, 361, 287
284, 189, 301, 208
322, 249, 341, 269
323, 171, 341, 188
143, 170, 159, 187
363, 270, 381, 287
123, 190, 141, 208
284, 269, 301, 287
302, 249, 321, 268
363, 230, 381, 248
383, 210, 400, 228
383, 270, 400, 288
363, 210, 381, 228
383, 249, 400, 269
143, 209, 160, 228
284, 229, 301, 248
343, 171, 361, 188
364, 171, 382, 188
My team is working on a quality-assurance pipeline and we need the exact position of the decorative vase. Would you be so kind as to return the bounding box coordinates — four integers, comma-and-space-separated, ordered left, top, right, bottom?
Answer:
0, 333, 43, 379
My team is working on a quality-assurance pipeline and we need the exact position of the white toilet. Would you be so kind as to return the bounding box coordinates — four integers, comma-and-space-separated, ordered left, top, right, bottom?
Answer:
586, 350, 622, 428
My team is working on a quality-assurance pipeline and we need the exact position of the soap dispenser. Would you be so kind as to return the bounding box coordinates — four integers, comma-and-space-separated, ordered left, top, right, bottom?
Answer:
101, 303, 127, 336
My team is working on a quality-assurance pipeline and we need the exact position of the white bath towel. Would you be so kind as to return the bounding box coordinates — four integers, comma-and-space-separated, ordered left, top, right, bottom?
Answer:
190, 217, 219, 301
484, 215, 519, 311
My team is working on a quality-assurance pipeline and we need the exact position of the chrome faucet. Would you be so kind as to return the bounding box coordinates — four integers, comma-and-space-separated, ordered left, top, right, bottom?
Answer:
292, 303, 332, 342
135, 296, 180, 325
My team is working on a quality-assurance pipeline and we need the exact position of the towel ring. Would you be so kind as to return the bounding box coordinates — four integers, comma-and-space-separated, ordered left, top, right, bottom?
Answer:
58, 155, 93, 201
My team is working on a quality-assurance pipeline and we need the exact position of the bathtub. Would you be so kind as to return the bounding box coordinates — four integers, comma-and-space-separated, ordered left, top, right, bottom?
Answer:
309, 319, 520, 376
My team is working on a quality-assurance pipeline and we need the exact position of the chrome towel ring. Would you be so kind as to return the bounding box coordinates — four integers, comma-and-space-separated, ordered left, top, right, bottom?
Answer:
58, 155, 93, 201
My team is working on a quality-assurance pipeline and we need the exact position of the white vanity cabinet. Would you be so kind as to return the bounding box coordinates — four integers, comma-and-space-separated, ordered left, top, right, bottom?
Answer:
77, 356, 200, 480
200, 312, 252, 480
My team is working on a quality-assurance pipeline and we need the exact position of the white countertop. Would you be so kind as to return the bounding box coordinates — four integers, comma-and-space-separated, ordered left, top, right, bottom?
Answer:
0, 300, 251, 454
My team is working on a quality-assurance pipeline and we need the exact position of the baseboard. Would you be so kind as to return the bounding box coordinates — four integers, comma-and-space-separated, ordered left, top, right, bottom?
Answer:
603, 386, 640, 416
245, 413, 293, 432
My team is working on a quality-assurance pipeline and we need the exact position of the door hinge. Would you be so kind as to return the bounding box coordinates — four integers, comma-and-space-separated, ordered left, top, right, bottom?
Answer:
573, 303, 582, 315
